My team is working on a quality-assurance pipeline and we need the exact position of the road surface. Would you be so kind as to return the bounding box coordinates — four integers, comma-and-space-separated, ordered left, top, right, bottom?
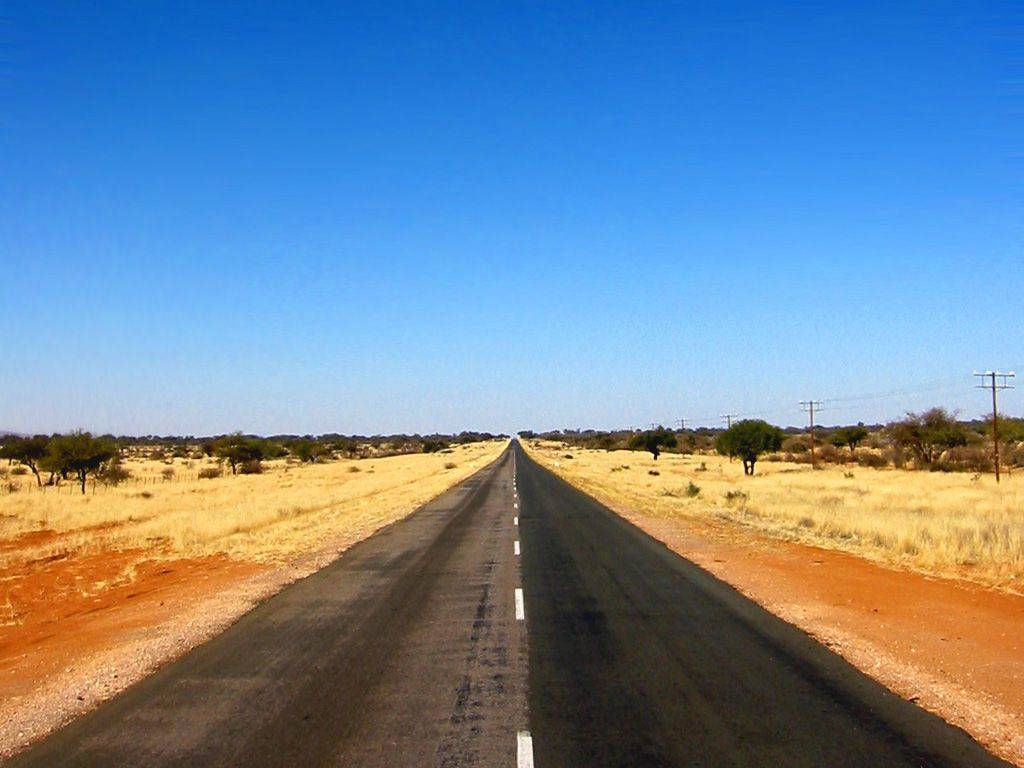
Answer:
6, 443, 1010, 767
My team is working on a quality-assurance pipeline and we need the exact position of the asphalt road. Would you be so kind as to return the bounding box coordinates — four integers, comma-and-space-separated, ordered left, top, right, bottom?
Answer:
7, 442, 1011, 767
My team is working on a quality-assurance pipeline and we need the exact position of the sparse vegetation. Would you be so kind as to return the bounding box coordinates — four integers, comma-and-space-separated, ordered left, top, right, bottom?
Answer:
0, 441, 507, 565
525, 441, 1024, 590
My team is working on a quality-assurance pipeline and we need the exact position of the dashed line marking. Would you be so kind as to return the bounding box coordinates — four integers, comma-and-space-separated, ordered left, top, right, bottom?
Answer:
514, 540, 520, 556
517, 730, 534, 767
514, 588, 525, 621
514, 516, 518, 526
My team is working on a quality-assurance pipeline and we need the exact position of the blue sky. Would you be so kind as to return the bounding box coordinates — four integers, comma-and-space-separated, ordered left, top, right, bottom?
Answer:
1, 1, 1019, 435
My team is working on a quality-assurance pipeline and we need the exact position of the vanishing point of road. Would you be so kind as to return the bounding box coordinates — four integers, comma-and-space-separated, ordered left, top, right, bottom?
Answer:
6, 442, 1012, 767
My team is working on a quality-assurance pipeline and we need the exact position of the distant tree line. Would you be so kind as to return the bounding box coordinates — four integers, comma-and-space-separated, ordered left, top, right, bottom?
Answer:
519, 408, 1024, 476
0, 430, 508, 492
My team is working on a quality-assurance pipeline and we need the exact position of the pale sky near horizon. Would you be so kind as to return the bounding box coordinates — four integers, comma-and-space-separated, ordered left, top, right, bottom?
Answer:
1, 2, 1020, 436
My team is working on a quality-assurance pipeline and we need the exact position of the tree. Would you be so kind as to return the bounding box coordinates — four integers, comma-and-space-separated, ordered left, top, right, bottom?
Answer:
996, 417, 1024, 444
716, 420, 783, 475
627, 428, 677, 460
0, 435, 50, 486
290, 438, 328, 463
830, 425, 869, 458
887, 408, 968, 467
42, 432, 117, 494
214, 434, 264, 474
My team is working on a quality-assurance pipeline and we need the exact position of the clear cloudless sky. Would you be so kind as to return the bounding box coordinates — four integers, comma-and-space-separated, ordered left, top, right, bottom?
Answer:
1, 1, 1020, 436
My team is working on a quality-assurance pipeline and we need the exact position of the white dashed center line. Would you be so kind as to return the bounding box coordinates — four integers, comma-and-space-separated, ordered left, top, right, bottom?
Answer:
517, 730, 535, 767
514, 588, 525, 621
514, 540, 520, 556
514, 516, 518, 526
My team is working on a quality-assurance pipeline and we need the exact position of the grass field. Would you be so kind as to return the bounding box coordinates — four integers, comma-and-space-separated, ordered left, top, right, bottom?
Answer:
0, 441, 506, 569
525, 441, 1024, 590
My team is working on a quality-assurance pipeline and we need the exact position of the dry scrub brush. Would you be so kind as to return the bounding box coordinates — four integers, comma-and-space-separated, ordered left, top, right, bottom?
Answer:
0, 442, 506, 567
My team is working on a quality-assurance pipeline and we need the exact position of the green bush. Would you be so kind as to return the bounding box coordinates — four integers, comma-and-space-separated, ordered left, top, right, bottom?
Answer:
716, 420, 783, 475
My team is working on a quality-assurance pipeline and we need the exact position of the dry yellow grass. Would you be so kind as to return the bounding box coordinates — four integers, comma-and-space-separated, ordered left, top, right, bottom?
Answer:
0, 441, 506, 566
525, 441, 1024, 590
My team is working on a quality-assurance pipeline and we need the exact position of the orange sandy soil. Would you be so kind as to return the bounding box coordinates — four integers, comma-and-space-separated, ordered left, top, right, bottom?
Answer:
0, 531, 265, 700
2, 518, 1022, 765
628, 511, 1024, 766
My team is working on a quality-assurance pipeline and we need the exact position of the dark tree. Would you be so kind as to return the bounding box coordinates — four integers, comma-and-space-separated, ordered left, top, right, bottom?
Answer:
42, 432, 117, 493
290, 438, 329, 463
214, 434, 265, 474
830, 425, 869, 458
887, 408, 968, 466
716, 420, 783, 475
0, 435, 50, 486
627, 428, 677, 460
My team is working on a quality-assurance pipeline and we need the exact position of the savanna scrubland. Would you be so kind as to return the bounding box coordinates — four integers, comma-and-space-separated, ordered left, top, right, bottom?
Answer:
0, 437, 506, 756
526, 443, 1023, 588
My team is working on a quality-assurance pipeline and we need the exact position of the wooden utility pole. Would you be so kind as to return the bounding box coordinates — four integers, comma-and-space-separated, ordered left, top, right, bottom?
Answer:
721, 414, 738, 429
799, 400, 823, 468
974, 371, 1015, 482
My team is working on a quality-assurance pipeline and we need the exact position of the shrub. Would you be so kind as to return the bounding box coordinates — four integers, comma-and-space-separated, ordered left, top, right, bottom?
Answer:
99, 459, 133, 486
935, 446, 991, 473
161, 467, 175, 481
563, 454, 573, 459
724, 489, 749, 504
782, 436, 810, 454
10, 466, 27, 476
198, 467, 222, 480
347, 465, 361, 473
628, 429, 677, 460
648, 469, 660, 476
685, 481, 700, 497
422, 439, 448, 453
856, 452, 888, 469
816, 444, 841, 464
239, 460, 263, 475
444, 462, 457, 469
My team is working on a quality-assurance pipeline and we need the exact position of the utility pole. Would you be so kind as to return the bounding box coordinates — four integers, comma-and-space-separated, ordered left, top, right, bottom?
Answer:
974, 371, 1015, 482
649, 422, 659, 431
799, 400, 823, 468
720, 414, 738, 461
677, 418, 686, 431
